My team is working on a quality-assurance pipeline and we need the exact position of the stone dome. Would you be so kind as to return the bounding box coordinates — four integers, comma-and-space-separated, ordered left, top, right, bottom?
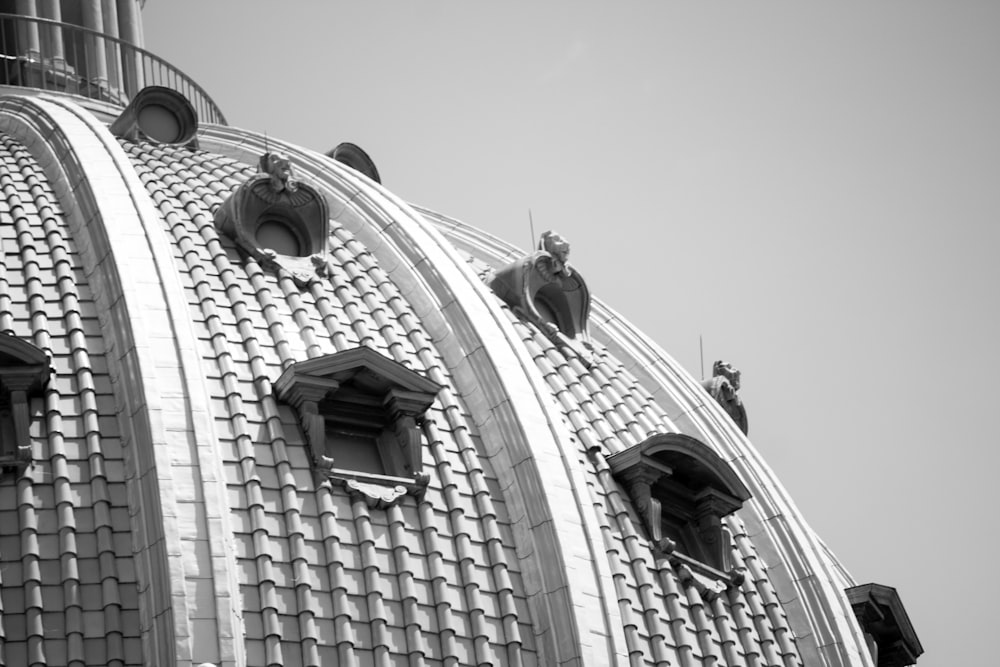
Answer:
0, 6, 920, 667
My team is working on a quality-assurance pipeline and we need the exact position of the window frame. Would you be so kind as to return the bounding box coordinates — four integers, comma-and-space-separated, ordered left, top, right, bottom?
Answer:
0, 334, 50, 476
607, 433, 751, 581
213, 151, 331, 287
846, 583, 923, 667
274, 347, 441, 508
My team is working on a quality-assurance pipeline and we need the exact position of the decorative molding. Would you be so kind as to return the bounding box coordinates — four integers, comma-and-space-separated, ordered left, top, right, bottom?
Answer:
108, 85, 199, 148
487, 230, 594, 364
214, 151, 331, 286
0, 334, 50, 475
346, 479, 408, 509
274, 347, 441, 507
613, 454, 674, 553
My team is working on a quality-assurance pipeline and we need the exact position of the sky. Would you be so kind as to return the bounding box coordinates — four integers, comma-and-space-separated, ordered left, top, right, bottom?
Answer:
143, 3, 1000, 665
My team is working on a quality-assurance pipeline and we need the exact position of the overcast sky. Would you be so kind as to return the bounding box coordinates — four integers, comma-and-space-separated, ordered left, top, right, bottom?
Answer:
144, 3, 1000, 664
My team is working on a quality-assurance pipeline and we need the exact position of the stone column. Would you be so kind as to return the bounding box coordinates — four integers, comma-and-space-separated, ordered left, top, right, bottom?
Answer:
14, 0, 41, 60
116, 0, 144, 92
37, 0, 65, 68
13, 0, 37, 18
101, 0, 121, 39
116, 0, 143, 46
81, 0, 109, 91
100, 0, 121, 93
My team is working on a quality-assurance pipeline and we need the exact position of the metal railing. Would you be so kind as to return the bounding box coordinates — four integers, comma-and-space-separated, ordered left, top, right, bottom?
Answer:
0, 13, 226, 124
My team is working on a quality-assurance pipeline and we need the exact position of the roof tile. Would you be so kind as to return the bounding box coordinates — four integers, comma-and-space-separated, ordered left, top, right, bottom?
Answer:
0, 134, 143, 662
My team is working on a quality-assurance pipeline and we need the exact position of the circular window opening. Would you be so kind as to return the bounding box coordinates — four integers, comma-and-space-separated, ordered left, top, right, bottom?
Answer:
137, 104, 182, 143
256, 219, 302, 256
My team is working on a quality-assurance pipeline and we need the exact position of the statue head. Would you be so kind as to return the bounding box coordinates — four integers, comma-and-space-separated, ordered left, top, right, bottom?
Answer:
540, 230, 570, 260
260, 151, 298, 192
713, 360, 741, 390
539, 230, 572, 275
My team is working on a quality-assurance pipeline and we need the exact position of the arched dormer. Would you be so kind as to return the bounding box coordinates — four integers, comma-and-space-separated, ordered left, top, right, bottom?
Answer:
0, 334, 50, 475
607, 433, 751, 577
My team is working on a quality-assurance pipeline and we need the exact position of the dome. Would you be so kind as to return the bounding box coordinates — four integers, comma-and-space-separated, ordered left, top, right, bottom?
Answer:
0, 5, 922, 667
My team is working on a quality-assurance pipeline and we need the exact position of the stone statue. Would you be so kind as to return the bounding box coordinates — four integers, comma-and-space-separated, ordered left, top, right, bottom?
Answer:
486, 229, 594, 365
701, 360, 748, 434
535, 230, 572, 281
259, 151, 299, 193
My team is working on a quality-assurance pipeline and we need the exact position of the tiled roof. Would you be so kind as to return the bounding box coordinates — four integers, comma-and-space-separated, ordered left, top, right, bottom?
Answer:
505, 307, 804, 667
0, 134, 142, 667
120, 140, 538, 666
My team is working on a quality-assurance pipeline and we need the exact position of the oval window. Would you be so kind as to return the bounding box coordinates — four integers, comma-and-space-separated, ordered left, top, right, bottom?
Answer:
137, 104, 182, 143
256, 219, 302, 256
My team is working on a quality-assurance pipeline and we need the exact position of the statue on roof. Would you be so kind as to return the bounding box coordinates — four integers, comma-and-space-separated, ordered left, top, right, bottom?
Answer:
259, 151, 300, 193
535, 230, 573, 282
701, 360, 748, 435
214, 149, 330, 286
486, 229, 595, 366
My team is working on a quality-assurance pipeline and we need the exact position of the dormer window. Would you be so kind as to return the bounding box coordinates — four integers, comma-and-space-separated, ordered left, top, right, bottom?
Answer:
274, 348, 441, 508
109, 86, 200, 148
607, 433, 751, 579
487, 230, 594, 364
846, 583, 923, 667
255, 211, 305, 257
214, 151, 331, 286
0, 334, 50, 476
327, 142, 382, 184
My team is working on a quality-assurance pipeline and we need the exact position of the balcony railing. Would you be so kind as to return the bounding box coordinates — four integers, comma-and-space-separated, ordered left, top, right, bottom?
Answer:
0, 13, 226, 125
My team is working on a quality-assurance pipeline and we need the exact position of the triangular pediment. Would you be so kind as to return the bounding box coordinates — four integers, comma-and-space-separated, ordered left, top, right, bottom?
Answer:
275, 347, 441, 416
287, 347, 439, 396
274, 347, 441, 506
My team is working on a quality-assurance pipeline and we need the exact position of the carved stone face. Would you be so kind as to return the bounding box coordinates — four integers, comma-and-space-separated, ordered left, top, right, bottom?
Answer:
542, 231, 570, 263
714, 360, 741, 390
261, 152, 299, 193
270, 154, 292, 180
